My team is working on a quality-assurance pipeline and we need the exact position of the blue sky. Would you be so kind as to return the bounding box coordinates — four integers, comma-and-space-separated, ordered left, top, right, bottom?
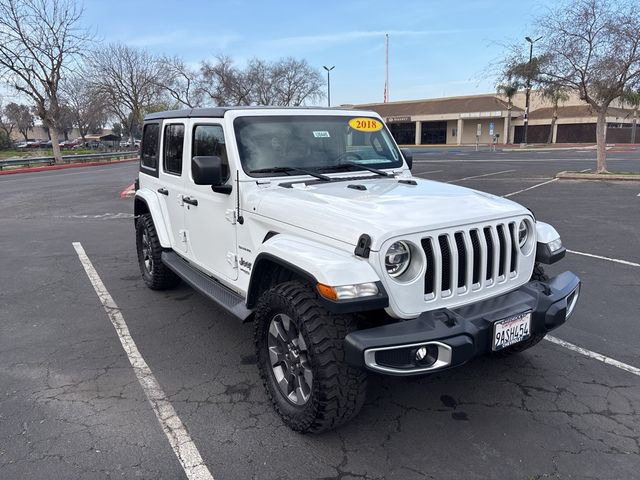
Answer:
85, 0, 552, 106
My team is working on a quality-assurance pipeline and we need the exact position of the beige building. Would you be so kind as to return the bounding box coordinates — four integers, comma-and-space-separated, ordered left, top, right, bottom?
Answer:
353, 91, 638, 145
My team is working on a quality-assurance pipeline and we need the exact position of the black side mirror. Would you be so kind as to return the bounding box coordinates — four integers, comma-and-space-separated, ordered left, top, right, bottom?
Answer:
192, 156, 231, 194
400, 148, 413, 170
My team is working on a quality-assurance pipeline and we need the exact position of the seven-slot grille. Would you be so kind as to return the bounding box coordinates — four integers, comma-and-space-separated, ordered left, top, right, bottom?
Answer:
421, 221, 520, 300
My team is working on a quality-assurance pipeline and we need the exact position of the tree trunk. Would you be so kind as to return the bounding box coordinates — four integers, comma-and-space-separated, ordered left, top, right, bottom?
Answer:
548, 116, 556, 144
632, 111, 637, 144
505, 108, 511, 144
49, 127, 63, 164
595, 110, 608, 173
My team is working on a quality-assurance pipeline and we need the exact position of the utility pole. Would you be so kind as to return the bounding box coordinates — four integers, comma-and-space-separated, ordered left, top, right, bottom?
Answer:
384, 34, 389, 103
523, 35, 542, 144
323, 66, 334, 107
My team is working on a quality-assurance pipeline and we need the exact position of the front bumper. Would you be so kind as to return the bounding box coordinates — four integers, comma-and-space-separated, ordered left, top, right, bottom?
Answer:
344, 271, 580, 375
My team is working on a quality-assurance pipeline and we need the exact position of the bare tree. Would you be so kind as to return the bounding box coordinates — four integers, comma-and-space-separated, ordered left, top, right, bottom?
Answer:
539, 86, 570, 144
199, 55, 324, 107
61, 74, 108, 141
246, 58, 278, 105
0, 99, 15, 143
0, 0, 92, 162
200, 55, 254, 106
531, 0, 640, 172
496, 82, 522, 143
2, 102, 34, 141
271, 58, 324, 106
158, 56, 203, 108
89, 43, 166, 144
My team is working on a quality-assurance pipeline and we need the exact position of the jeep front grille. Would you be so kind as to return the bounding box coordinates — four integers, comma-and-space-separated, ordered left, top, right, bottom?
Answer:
421, 222, 520, 299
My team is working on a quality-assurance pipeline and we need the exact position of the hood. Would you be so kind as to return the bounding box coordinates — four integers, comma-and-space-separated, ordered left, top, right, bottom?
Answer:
253, 176, 529, 250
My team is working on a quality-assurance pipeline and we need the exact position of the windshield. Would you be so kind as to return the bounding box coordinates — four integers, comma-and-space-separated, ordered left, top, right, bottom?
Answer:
233, 115, 403, 177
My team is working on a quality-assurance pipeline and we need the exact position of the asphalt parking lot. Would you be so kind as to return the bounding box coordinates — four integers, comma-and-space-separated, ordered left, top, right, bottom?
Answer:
1, 149, 639, 479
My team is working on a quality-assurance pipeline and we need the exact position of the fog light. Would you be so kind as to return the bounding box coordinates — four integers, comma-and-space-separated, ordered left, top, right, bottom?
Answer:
416, 346, 428, 361
413, 344, 438, 367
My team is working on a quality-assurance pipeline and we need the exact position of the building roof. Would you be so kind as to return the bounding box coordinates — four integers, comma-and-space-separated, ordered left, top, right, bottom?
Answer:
353, 94, 523, 118
528, 104, 636, 120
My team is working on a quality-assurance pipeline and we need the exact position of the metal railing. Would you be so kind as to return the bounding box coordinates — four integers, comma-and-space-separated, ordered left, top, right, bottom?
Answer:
0, 151, 138, 171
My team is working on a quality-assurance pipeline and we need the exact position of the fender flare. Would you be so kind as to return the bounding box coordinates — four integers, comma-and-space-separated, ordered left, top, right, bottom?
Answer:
134, 189, 172, 248
247, 234, 387, 312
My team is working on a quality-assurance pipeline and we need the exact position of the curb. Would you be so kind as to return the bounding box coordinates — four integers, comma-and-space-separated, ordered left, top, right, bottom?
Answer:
556, 171, 640, 181
120, 182, 136, 198
0, 157, 138, 176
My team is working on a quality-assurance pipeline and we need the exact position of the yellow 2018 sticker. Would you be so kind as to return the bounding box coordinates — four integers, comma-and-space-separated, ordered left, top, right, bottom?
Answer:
348, 117, 383, 132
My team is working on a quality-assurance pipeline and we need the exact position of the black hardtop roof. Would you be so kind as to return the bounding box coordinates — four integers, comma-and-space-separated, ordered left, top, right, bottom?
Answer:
143, 106, 363, 121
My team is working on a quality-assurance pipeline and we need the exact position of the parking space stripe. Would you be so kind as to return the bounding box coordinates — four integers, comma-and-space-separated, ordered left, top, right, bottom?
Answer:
412, 170, 443, 176
567, 249, 640, 268
502, 178, 558, 198
72, 242, 214, 480
545, 335, 640, 377
447, 169, 516, 183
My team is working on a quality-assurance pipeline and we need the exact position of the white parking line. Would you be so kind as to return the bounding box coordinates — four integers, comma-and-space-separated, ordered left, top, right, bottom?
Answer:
447, 169, 516, 183
72, 242, 214, 480
503, 178, 558, 198
412, 169, 443, 176
567, 249, 640, 268
545, 335, 640, 377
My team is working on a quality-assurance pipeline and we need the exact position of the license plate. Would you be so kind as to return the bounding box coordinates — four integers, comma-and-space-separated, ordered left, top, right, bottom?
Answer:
492, 311, 532, 351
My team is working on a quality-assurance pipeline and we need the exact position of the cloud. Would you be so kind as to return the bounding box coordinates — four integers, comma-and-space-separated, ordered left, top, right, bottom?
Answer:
265, 29, 483, 50
122, 31, 239, 50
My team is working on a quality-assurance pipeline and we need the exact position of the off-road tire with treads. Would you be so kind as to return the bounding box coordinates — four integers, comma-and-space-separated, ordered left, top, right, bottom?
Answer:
135, 213, 180, 290
497, 263, 549, 355
254, 280, 368, 433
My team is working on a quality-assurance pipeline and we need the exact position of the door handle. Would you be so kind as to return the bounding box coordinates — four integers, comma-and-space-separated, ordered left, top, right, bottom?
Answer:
183, 196, 198, 206
157, 187, 169, 196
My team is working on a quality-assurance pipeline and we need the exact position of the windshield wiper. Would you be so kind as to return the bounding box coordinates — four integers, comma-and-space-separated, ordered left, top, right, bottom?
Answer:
249, 166, 331, 182
322, 161, 393, 177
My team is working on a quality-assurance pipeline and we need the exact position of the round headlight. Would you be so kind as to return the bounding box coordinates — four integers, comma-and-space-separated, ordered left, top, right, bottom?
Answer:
518, 220, 529, 249
385, 241, 411, 278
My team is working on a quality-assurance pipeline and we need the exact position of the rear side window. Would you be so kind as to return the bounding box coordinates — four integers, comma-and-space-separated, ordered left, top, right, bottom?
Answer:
163, 124, 185, 175
193, 125, 229, 181
141, 123, 160, 172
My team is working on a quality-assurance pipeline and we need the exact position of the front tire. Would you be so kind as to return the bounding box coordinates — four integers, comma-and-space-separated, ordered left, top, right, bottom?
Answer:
135, 214, 180, 290
254, 281, 367, 433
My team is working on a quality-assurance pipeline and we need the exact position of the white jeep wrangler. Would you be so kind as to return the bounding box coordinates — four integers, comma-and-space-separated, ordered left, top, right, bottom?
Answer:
134, 107, 580, 433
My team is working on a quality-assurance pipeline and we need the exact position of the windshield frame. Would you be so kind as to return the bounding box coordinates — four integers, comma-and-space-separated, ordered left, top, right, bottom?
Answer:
232, 113, 404, 178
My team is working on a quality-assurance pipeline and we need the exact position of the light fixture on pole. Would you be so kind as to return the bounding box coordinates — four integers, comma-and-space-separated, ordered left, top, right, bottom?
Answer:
523, 35, 542, 144
323, 66, 334, 107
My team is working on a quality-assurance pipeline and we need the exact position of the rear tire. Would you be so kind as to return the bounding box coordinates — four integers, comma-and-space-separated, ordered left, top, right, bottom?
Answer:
497, 263, 548, 354
254, 281, 367, 433
135, 214, 180, 290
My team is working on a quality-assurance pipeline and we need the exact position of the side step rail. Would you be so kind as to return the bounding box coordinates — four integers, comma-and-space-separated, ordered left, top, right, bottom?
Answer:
161, 251, 253, 321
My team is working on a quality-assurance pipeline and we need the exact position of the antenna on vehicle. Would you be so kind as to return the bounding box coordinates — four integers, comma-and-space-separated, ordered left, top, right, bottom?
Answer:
236, 170, 244, 224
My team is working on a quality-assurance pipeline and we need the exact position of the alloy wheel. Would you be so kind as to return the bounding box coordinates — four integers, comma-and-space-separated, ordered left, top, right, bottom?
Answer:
267, 313, 313, 406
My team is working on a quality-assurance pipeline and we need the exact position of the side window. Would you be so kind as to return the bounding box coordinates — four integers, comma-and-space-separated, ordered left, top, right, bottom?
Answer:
192, 125, 229, 181
141, 123, 160, 171
163, 123, 185, 175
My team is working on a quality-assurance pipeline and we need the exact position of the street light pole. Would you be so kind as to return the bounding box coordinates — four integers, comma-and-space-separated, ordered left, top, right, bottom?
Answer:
523, 35, 542, 144
323, 66, 334, 107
